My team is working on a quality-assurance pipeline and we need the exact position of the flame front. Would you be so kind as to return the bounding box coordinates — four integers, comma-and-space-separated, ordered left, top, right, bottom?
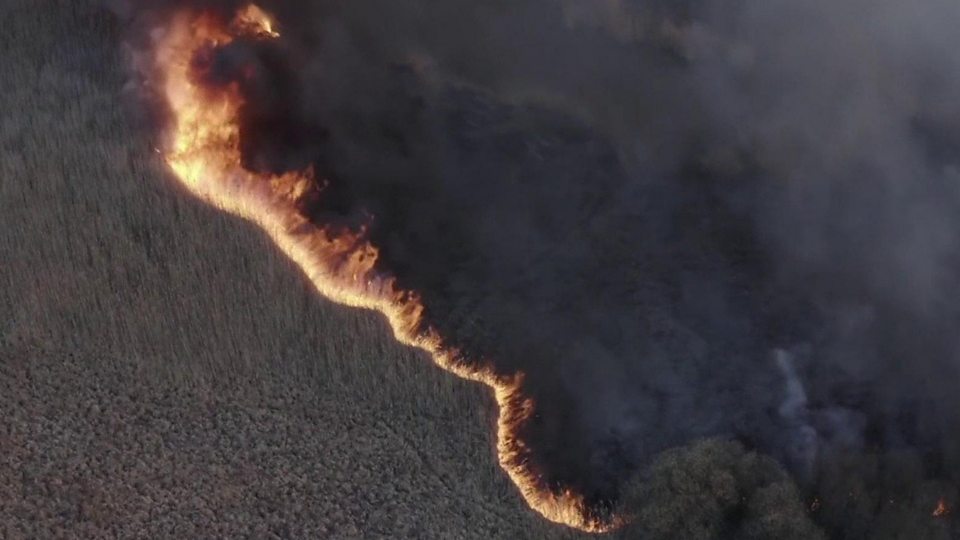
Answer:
150, 5, 613, 533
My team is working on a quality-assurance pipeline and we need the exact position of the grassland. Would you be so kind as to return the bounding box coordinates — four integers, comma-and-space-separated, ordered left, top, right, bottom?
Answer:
0, 1, 583, 537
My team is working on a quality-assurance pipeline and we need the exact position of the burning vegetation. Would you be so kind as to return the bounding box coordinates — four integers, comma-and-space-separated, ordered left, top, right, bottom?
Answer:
120, 0, 960, 536
934, 498, 950, 518
147, 3, 612, 532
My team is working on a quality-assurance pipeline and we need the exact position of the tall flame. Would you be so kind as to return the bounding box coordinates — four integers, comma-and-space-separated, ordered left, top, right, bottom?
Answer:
150, 5, 614, 533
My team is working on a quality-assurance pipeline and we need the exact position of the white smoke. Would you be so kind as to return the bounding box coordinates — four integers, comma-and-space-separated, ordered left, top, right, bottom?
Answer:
775, 348, 818, 479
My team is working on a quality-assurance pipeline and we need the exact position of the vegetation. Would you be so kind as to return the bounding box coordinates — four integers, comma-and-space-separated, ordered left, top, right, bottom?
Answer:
615, 439, 825, 540
0, 1, 578, 537
3, 1, 956, 539
811, 451, 958, 540
613, 439, 958, 540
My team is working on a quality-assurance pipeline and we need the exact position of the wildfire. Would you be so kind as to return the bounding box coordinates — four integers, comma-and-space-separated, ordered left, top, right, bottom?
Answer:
148, 4, 614, 533
933, 498, 950, 518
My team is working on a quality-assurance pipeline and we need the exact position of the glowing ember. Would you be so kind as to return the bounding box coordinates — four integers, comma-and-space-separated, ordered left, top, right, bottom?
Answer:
933, 498, 950, 518
148, 4, 614, 533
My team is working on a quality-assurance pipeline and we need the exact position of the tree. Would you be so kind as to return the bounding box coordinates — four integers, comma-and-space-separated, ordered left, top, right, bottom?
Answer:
617, 438, 825, 540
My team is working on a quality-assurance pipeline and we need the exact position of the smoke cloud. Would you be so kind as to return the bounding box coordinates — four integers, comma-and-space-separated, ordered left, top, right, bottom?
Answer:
114, 0, 960, 535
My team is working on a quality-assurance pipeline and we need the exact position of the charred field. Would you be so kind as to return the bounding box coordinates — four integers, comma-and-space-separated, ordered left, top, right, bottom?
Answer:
4, 0, 960, 539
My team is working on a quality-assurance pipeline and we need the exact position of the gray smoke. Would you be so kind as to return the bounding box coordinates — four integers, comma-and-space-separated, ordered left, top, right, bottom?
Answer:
775, 349, 818, 480
112, 0, 960, 535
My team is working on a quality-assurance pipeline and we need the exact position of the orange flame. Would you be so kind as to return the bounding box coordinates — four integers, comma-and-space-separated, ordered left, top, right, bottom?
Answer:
148, 4, 615, 533
933, 498, 950, 518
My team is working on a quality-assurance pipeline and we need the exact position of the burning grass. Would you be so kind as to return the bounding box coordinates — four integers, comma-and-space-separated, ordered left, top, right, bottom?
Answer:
0, 0, 581, 537
148, 3, 613, 532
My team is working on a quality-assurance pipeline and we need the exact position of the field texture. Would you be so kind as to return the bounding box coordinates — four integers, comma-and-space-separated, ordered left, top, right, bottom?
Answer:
0, 1, 582, 537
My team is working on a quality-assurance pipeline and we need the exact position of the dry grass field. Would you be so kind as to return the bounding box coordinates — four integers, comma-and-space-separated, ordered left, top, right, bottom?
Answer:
0, 1, 583, 537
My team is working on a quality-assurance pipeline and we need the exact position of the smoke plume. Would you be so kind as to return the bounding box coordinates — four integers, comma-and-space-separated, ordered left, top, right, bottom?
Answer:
113, 0, 960, 535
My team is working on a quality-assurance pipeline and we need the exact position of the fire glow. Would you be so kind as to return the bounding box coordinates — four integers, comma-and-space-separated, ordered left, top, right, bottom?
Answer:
934, 498, 950, 518
148, 4, 613, 533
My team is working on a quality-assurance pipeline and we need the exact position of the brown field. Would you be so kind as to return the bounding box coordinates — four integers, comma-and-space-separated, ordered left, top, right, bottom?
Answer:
0, 1, 583, 537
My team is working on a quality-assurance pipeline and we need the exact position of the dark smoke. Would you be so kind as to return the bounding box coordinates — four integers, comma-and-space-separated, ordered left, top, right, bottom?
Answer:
114, 0, 960, 536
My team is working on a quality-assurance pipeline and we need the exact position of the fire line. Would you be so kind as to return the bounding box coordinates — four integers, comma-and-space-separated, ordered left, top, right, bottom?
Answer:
148, 4, 615, 533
